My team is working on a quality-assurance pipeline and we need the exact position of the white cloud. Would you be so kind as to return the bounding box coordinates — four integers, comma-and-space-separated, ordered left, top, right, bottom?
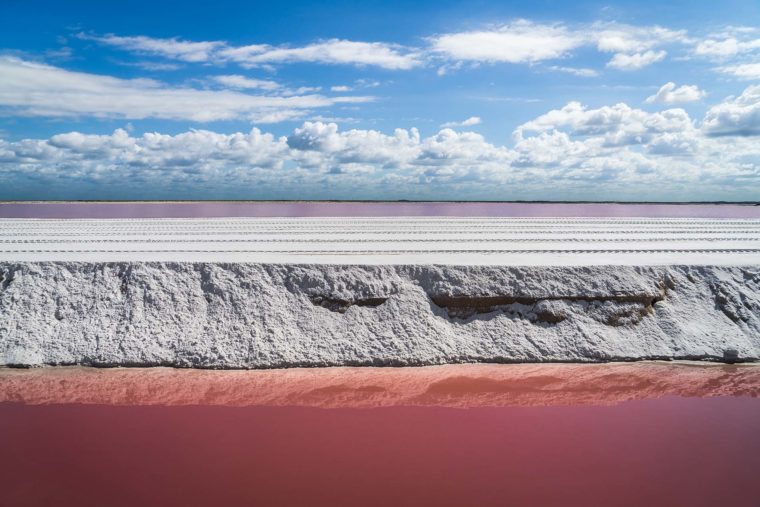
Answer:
2, 107, 759, 199
593, 23, 684, 71
279, 86, 322, 97
331, 85, 352, 92
217, 40, 420, 69
287, 122, 425, 170
125, 61, 183, 71
0, 57, 371, 122
702, 85, 760, 136
440, 116, 482, 128
548, 66, 599, 77
606, 50, 667, 70
78, 33, 224, 62
717, 63, 760, 80
308, 115, 360, 124
80, 22, 692, 74
645, 82, 706, 104
515, 100, 695, 148
509, 101, 760, 190
83, 32, 421, 70
430, 21, 684, 72
355, 79, 381, 88
594, 24, 685, 54
695, 38, 741, 58
212, 74, 281, 91
694, 37, 760, 58
430, 20, 585, 64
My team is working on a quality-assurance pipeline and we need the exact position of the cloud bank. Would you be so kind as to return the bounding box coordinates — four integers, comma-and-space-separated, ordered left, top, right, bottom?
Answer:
0, 57, 371, 122
80, 32, 421, 70
80, 21, 697, 74
645, 82, 706, 104
3, 86, 759, 200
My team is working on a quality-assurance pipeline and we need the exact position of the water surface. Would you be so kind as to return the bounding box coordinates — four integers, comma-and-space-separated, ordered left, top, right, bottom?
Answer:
1, 364, 758, 507
2, 201, 759, 218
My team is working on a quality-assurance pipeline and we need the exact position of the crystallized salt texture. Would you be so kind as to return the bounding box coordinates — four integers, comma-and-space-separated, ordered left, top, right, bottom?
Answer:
0, 262, 758, 367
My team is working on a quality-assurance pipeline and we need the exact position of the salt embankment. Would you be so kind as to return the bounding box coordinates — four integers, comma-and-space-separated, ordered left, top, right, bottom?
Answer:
1, 262, 758, 367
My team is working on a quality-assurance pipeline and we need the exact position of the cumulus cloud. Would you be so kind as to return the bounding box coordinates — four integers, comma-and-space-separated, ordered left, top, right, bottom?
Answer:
606, 50, 667, 70
78, 33, 224, 62
0, 57, 371, 122
219, 40, 421, 69
645, 82, 706, 104
430, 20, 584, 64
3, 97, 759, 200
287, 122, 425, 170
79, 21, 694, 75
548, 66, 599, 77
515, 101, 695, 148
694, 36, 760, 58
702, 85, 760, 136
1, 122, 515, 187
440, 116, 482, 128
430, 21, 683, 71
717, 63, 760, 80
83, 32, 421, 70
593, 23, 684, 70
594, 24, 685, 54
45, 128, 288, 168
211, 74, 281, 91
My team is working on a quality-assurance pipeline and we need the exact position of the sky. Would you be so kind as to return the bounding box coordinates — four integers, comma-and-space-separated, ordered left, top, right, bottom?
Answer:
1, 0, 760, 201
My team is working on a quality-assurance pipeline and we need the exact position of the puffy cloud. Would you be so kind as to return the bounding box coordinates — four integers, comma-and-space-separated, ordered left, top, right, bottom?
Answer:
417, 129, 512, 168
694, 36, 760, 58
509, 100, 760, 190
594, 24, 685, 54
288, 122, 424, 170
695, 38, 741, 57
211, 75, 281, 91
702, 85, 760, 136
330, 85, 352, 92
515, 101, 694, 147
429, 20, 584, 64
440, 116, 481, 128
645, 82, 706, 104
547, 66, 599, 77
0, 57, 371, 122
80, 22, 693, 75
717, 63, 760, 80
78, 33, 224, 62
593, 24, 683, 70
83, 32, 420, 70
2, 102, 758, 200
606, 50, 667, 70
219, 40, 421, 69
430, 21, 683, 71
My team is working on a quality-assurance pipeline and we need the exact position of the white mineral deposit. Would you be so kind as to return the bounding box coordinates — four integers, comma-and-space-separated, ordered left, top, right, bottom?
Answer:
1, 216, 758, 367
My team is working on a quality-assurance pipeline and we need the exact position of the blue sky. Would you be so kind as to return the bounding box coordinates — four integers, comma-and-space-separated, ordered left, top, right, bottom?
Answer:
1, 0, 760, 200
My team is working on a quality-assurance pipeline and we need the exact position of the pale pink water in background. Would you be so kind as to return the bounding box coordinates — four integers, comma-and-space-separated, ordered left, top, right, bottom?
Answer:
1, 201, 759, 218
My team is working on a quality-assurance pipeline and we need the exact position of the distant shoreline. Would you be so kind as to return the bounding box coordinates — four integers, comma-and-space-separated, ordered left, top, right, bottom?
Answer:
2, 200, 759, 205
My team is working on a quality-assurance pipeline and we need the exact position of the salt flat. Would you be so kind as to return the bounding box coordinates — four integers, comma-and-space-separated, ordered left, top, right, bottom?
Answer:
2, 216, 759, 265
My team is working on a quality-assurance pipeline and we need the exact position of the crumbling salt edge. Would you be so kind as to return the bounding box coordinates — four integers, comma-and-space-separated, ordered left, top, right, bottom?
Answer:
0, 262, 758, 368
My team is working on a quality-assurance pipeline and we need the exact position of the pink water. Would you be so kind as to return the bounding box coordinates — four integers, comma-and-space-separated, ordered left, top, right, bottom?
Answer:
1, 364, 758, 507
2, 201, 759, 218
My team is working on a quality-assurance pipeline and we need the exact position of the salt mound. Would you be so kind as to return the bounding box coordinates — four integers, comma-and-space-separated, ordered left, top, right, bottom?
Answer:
0, 262, 758, 367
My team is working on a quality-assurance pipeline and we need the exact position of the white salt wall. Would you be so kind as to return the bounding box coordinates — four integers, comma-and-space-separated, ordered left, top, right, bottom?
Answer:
0, 262, 758, 367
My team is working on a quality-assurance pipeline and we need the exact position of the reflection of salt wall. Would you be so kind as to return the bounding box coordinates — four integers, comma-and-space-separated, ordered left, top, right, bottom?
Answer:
1, 363, 758, 408
0, 262, 758, 367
